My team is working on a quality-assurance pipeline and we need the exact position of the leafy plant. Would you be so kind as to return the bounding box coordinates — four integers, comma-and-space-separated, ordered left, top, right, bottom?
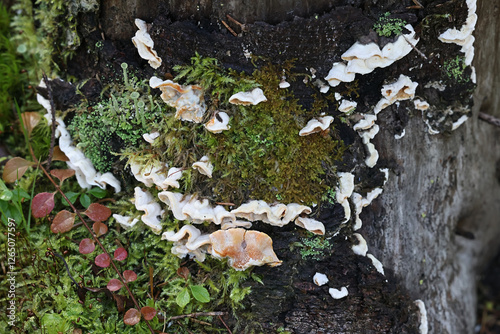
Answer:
373, 12, 407, 37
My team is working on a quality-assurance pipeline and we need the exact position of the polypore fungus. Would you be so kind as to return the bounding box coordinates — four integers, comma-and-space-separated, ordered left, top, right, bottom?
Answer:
295, 217, 325, 235
210, 228, 282, 270
129, 158, 183, 190
329, 287, 348, 299
143, 131, 160, 143
133, 187, 163, 234
313, 272, 329, 286
37, 86, 121, 193
374, 74, 418, 114
229, 88, 267, 105
161, 225, 211, 261
131, 19, 162, 69
367, 253, 385, 275
352, 233, 368, 256
205, 112, 230, 133
192, 156, 214, 178
414, 299, 429, 334
299, 116, 334, 136
150, 76, 206, 123
326, 24, 419, 86
338, 100, 357, 113
112, 214, 139, 229
336, 172, 354, 223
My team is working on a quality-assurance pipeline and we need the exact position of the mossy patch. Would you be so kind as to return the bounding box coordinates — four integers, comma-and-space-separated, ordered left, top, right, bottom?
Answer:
153, 54, 344, 206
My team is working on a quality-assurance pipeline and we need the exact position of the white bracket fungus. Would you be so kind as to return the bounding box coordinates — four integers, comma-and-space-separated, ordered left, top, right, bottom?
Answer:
299, 116, 334, 136
112, 214, 139, 229
192, 156, 214, 178
353, 114, 377, 131
352, 233, 368, 256
133, 187, 163, 234
150, 76, 206, 123
338, 100, 357, 113
367, 253, 385, 276
326, 24, 419, 87
131, 19, 162, 69
414, 99, 430, 111
143, 131, 160, 144
129, 159, 183, 190
336, 172, 354, 223
414, 299, 428, 334
438, 0, 477, 67
329, 287, 348, 299
374, 74, 418, 114
229, 88, 267, 105
295, 217, 325, 235
210, 228, 282, 270
364, 142, 379, 168
451, 115, 469, 131
313, 272, 329, 286
205, 112, 230, 133
279, 78, 290, 89
161, 225, 211, 261
351, 188, 383, 230
37, 87, 121, 193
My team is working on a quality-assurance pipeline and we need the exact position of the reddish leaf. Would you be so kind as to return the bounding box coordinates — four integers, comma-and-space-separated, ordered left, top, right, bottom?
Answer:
124, 308, 141, 326
84, 203, 112, 222
93, 221, 108, 237
50, 169, 75, 184
123, 270, 137, 283
21, 111, 41, 137
79, 238, 95, 254
95, 253, 111, 268
177, 267, 190, 280
51, 210, 76, 233
52, 146, 69, 162
141, 306, 156, 321
3, 157, 35, 183
107, 278, 124, 292
32, 192, 55, 218
114, 247, 128, 261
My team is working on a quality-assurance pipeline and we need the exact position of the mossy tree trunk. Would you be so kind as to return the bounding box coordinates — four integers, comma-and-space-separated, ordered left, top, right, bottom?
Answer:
68, 1, 500, 333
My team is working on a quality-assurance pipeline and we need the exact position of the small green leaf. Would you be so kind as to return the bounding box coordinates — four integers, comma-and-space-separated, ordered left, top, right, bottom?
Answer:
80, 193, 91, 208
88, 187, 107, 199
190, 285, 210, 303
176, 287, 190, 308
0, 180, 13, 201
62, 192, 79, 206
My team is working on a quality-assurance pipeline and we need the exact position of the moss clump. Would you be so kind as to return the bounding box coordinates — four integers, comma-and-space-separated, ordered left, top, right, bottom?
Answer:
373, 12, 407, 37
443, 55, 469, 83
68, 63, 162, 173
156, 55, 344, 206
298, 234, 332, 260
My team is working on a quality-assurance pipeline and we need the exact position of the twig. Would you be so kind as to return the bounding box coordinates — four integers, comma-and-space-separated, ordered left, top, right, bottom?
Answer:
30, 151, 154, 334
218, 315, 233, 334
479, 112, 500, 127
169, 311, 226, 320
221, 20, 238, 37
403, 36, 428, 60
407, 0, 424, 9
226, 14, 247, 32
53, 252, 79, 286
42, 73, 56, 170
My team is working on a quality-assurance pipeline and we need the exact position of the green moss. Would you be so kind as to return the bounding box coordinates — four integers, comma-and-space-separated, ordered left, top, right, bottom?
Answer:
443, 55, 469, 83
159, 55, 344, 206
298, 233, 332, 260
68, 64, 163, 173
373, 12, 407, 37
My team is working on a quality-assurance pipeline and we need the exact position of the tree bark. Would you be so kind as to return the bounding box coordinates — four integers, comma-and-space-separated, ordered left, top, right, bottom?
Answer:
69, 1, 500, 333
